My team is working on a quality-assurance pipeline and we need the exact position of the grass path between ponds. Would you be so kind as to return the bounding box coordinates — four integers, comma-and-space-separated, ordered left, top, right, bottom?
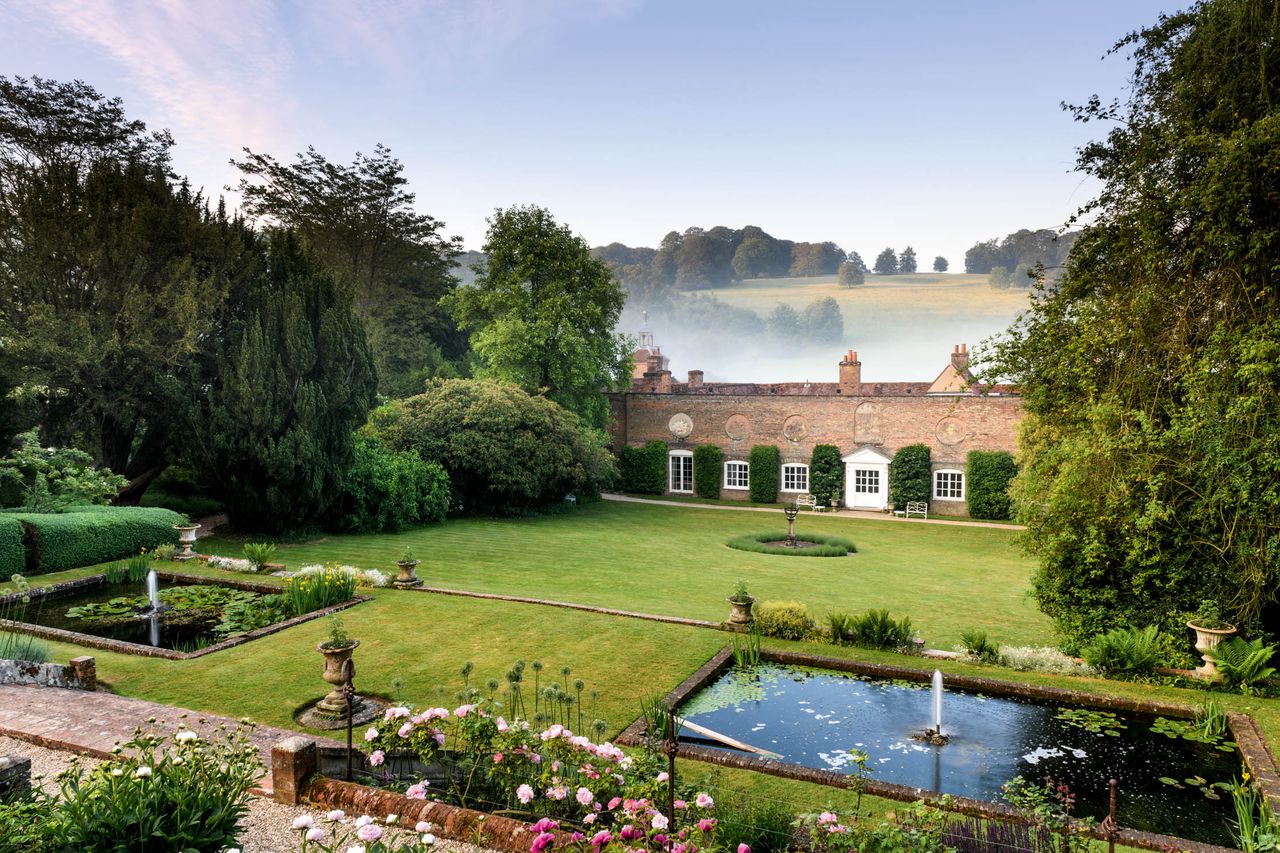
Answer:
194, 499, 1048, 650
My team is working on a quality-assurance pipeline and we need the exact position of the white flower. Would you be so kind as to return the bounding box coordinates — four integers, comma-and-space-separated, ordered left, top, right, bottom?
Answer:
175, 730, 198, 743
354, 815, 374, 828
365, 727, 379, 742
293, 815, 315, 830
416, 821, 433, 833
306, 827, 324, 841
110, 768, 123, 777
327, 809, 346, 822
385, 814, 398, 825
652, 813, 669, 830
135, 766, 152, 778
226, 849, 241, 853
172, 757, 184, 766
345, 847, 366, 853
422, 834, 437, 845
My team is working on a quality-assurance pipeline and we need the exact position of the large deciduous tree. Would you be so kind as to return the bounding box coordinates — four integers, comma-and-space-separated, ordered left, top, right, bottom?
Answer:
446, 205, 631, 429
980, 0, 1280, 643
873, 247, 898, 275
898, 246, 918, 274
0, 76, 251, 502
231, 143, 464, 396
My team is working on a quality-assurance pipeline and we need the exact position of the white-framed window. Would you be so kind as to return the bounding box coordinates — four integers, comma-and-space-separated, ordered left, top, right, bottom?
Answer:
669, 450, 693, 493
934, 469, 965, 501
724, 460, 749, 490
781, 463, 809, 493
853, 468, 881, 494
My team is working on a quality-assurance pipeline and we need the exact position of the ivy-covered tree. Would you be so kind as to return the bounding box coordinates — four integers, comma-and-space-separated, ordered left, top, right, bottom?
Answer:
693, 444, 723, 500
447, 205, 631, 429
979, 0, 1280, 641
809, 445, 844, 506
888, 444, 931, 509
194, 233, 376, 532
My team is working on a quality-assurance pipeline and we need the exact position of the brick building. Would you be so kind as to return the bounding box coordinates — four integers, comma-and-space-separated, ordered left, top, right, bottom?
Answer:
607, 341, 1022, 515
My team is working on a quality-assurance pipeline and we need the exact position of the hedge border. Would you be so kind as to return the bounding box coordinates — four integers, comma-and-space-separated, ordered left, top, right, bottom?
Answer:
748, 445, 780, 503
692, 444, 722, 500
0, 516, 22, 576
1, 506, 183, 574
726, 531, 856, 557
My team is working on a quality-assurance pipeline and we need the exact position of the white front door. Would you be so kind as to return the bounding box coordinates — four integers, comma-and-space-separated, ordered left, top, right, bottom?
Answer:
845, 464, 887, 509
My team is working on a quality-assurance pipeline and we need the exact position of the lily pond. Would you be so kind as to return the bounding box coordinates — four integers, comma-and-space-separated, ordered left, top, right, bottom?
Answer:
14, 578, 287, 652
678, 663, 1241, 846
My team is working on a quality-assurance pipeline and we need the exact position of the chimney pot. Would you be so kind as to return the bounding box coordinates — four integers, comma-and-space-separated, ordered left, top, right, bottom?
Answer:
687, 370, 704, 387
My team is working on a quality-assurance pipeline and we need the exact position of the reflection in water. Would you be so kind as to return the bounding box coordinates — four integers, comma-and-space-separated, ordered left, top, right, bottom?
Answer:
678, 663, 1237, 846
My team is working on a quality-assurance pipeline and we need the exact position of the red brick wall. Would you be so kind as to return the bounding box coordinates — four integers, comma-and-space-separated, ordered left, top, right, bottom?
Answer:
609, 391, 1022, 514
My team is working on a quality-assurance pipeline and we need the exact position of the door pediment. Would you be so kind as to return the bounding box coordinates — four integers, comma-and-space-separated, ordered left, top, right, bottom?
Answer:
841, 445, 893, 465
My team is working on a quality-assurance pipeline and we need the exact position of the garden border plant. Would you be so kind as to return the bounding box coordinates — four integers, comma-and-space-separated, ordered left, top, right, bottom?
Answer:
0, 570, 371, 660
726, 531, 855, 557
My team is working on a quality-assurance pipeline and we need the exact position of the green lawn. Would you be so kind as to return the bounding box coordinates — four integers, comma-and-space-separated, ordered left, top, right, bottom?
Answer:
199, 500, 1049, 649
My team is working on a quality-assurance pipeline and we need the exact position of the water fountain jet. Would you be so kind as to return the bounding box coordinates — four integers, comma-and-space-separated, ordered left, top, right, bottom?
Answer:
912, 669, 950, 745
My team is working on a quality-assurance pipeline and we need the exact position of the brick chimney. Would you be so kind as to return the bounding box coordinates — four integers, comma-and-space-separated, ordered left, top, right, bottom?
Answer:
687, 370, 704, 388
839, 349, 861, 395
642, 347, 672, 393
950, 343, 970, 374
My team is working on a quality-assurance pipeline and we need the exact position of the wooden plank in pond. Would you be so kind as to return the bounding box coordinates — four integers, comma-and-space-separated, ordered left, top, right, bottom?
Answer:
681, 719, 782, 759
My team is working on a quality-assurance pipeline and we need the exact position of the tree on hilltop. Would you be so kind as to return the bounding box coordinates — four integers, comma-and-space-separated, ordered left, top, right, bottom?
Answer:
933, 256, 949, 272
873, 247, 898, 275
898, 246, 918, 274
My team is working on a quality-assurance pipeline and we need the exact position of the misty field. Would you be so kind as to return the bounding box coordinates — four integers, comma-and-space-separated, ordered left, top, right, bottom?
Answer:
664, 273, 1029, 383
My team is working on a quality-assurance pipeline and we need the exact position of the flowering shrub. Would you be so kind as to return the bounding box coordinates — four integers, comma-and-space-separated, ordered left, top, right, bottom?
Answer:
299, 562, 390, 588
798, 801, 952, 853
51, 718, 262, 851
284, 564, 359, 614
524, 798, 734, 853
208, 554, 257, 573
365, 699, 665, 819
293, 810, 437, 851
998, 646, 1096, 677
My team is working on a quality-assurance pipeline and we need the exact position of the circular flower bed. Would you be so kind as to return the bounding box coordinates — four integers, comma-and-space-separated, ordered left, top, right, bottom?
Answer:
726, 531, 855, 557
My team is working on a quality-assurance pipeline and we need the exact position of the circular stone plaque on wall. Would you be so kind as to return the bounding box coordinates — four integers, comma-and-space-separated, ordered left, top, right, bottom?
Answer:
725, 413, 750, 441
935, 416, 968, 446
668, 412, 693, 439
782, 415, 808, 443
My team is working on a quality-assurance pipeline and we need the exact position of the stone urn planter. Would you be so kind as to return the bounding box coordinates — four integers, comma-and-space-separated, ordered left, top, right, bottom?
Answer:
173, 523, 201, 561
394, 559, 423, 589
1188, 621, 1237, 680
726, 595, 755, 627
316, 640, 359, 716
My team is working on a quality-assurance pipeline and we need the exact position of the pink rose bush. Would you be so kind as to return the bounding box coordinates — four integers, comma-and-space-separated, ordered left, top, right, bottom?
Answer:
294, 812, 436, 852
525, 794, 729, 853
362, 697, 667, 824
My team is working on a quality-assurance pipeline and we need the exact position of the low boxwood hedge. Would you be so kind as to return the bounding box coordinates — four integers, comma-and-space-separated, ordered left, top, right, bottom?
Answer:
0, 516, 23, 575
2, 506, 184, 574
726, 531, 856, 557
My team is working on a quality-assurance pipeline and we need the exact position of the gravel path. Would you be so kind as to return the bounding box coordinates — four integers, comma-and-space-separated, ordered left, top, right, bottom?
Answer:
2, 735, 492, 853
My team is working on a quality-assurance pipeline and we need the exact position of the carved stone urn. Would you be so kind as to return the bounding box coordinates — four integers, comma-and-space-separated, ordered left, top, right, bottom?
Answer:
394, 559, 423, 589
316, 639, 359, 714
726, 595, 755, 627
173, 523, 201, 561
1188, 621, 1237, 680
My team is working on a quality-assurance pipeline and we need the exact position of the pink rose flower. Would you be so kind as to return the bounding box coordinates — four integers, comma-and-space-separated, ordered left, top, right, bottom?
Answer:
576, 787, 594, 806
357, 823, 384, 842
517, 784, 535, 804
368, 750, 385, 767
531, 831, 556, 853
695, 793, 714, 809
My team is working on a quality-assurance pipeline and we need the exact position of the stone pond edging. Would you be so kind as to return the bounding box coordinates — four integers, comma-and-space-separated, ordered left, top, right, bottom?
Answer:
616, 645, 1269, 853
0, 571, 371, 660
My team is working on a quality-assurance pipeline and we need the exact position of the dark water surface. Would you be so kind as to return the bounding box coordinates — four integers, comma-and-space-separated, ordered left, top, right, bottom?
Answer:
679, 663, 1240, 846
17, 579, 222, 650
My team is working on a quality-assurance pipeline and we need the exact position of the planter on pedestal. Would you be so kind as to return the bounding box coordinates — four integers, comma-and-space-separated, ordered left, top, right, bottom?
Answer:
173, 524, 201, 561
1188, 621, 1237, 680
394, 559, 423, 589
726, 595, 755, 628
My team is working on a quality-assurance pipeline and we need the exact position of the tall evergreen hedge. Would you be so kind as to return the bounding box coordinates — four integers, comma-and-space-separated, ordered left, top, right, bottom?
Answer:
809, 444, 843, 506
967, 450, 1017, 520
4, 506, 183, 574
693, 444, 722, 500
889, 444, 931, 508
619, 441, 667, 495
0, 516, 22, 575
749, 445, 780, 503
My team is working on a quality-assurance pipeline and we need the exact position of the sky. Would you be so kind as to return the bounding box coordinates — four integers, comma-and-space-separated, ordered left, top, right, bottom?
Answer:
0, 0, 1177, 265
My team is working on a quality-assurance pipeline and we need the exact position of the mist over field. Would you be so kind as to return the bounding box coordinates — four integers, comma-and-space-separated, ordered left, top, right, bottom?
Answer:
621, 274, 1030, 383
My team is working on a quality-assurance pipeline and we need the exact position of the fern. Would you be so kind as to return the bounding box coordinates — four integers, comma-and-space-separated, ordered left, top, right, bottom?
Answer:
960, 628, 1000, 663
1081, 625, 1163, 675
1209, 637, 1277, 692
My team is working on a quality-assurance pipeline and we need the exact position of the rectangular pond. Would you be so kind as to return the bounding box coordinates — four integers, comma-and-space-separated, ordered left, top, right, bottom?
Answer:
676, 661, 1241, 847
2, 571, 367, 658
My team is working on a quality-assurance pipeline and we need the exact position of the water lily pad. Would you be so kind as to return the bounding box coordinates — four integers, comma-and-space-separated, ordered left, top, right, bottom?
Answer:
1159, 776, 1180, 786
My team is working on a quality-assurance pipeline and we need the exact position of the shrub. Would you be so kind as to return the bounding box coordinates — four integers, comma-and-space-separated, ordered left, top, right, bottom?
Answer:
827, 612, 855, 645
328, 433, 450, 532
748, 445, 780, 503
1208, 637, 1278, 692
967, 450, 1017, 520
367, 379, 617, 515
848, 608, 914, 650
51, 722, 261, 851
726, 531, 855, 557
282, 564, 358, 615
809, 444, 843, 506
754, 600, 816, 640
960, 628, 1001, 663
998, 646, 1095, 676
297, 562, 389, 589
888, 444, 930, 509
0, 515, 21, 575
242, 542, 277, 571
3, 506, 182, 574
619, 441, 666, 495
1081, 625, 1164, 676
0, 430, 126, 510
715, 796, 796, 853
693, 444, 722, 499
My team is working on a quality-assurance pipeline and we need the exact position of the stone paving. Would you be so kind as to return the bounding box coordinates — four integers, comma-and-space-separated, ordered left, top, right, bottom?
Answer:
0, 683, 343, 794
